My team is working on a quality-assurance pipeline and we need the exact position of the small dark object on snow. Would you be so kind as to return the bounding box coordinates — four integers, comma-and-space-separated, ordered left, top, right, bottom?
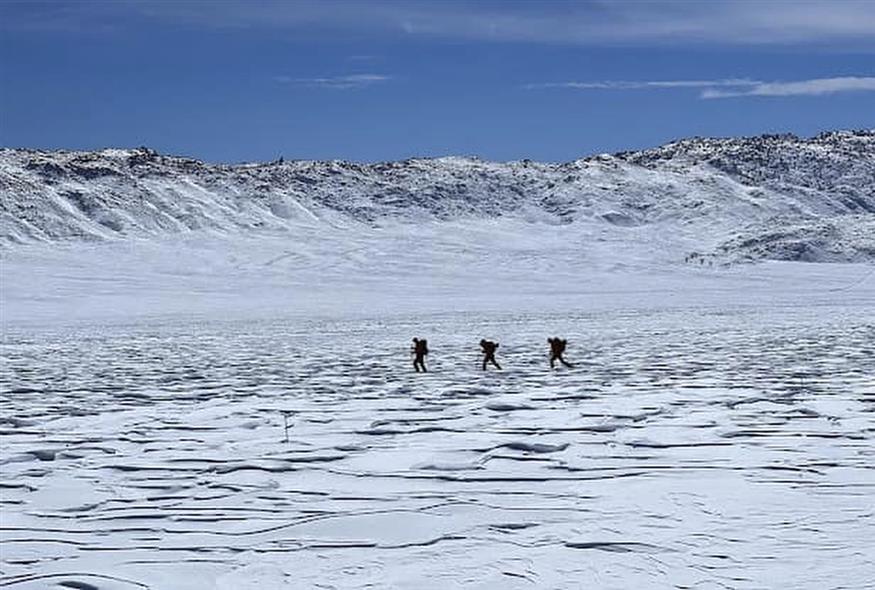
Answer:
548, 337, 574, 369
412, 338, 429, 372
480, 339, 502, 371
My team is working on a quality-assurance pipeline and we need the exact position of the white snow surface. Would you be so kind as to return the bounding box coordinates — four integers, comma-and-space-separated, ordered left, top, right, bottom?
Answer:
1, 131, 875, 589
1, 300, 874, 589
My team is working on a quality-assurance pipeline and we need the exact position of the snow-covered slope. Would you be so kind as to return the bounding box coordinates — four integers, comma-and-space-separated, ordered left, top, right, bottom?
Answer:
1, 130, 873, 263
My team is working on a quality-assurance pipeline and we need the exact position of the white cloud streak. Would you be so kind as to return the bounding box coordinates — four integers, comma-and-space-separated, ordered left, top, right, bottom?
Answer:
276, 74, 391, 89
529, 76, 875, 99
701, 76, 875, 98
390, 0, 875, 46
527, 79, 757, 90
5, 0, 875, 47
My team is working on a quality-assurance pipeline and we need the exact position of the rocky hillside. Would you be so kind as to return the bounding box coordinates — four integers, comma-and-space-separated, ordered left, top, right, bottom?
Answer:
1, 130, 873, 263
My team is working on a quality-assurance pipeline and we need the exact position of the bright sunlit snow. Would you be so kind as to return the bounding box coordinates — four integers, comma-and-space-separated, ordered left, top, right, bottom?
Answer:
1, 134, 874, 589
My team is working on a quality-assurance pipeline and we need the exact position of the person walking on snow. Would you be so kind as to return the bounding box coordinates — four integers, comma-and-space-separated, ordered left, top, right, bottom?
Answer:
480, 339, 502, 371
548, 337, 574, 369
412, 338, 429, 372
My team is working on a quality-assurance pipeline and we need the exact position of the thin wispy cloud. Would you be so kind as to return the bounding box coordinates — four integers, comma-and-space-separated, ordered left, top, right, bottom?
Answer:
529, 76, 875, 99
276, 74, 391, 89
5, 0, 875, 47
527, 79, 756, 90
390, 0, 875, 46
701, 76, 875, 98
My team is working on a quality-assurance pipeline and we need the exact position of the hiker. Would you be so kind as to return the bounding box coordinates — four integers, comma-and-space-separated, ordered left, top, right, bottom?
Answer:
412, 338, 429, 372
480, 339, 502, 371
548, 337, 573, 369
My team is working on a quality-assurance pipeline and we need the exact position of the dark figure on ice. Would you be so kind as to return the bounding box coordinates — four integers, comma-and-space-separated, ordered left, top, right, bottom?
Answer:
412, 338, 429, 372
548, 337, 573, 369
480, 339, 502, 371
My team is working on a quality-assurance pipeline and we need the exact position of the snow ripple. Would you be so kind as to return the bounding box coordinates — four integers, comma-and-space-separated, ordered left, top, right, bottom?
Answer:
1, 309, 873, 588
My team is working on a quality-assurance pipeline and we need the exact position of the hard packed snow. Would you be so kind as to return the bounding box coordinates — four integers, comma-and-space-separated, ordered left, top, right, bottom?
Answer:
1, 304, 873, 589
1, 131, 874, 589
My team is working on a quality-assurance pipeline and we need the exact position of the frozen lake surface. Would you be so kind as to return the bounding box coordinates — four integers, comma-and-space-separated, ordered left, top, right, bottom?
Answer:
1, 304, 873, 589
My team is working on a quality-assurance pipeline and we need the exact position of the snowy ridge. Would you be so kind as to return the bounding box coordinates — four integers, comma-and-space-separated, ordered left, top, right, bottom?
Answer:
1, 130, 874, 263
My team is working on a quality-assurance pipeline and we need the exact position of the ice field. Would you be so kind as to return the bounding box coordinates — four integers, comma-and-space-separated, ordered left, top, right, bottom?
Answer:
2, 132, 875, 588
1, 226, 874, 589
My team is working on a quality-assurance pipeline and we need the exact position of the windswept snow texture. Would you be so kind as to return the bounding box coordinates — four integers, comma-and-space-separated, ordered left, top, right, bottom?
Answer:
2, 130, 874, 263
1, 131, 874, 588
1, 309, 874, 589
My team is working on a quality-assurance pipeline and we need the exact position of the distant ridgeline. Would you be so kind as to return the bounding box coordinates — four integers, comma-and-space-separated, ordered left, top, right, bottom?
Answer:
1, 130, 873, 264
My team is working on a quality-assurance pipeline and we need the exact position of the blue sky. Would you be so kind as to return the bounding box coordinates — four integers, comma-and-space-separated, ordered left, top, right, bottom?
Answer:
1, 0, 874, 163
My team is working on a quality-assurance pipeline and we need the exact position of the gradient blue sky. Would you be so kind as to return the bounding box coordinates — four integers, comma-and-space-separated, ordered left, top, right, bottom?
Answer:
1, 0, 874, 162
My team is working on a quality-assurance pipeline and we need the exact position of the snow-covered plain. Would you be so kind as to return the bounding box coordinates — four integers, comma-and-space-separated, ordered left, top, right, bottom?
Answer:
1, 133, 874, 589
2, 228, 874, 589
